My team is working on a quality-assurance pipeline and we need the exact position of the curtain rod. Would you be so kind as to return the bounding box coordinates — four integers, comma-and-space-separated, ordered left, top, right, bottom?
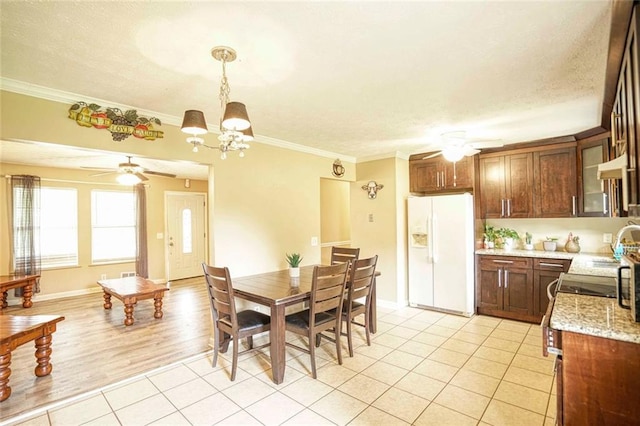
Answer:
3, 175, 148, 187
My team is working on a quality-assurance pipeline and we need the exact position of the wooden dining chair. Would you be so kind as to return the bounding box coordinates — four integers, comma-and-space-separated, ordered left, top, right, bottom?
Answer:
202, 263, 271, 381
284, 262, 349, 379
341, 255, 378, 357
330, 246, 360, 265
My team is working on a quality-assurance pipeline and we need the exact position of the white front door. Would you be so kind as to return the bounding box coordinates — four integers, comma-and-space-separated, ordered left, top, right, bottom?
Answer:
166, 192, 206, 280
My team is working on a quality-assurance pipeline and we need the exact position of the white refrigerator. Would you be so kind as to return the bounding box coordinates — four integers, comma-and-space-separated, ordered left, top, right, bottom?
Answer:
408, 193, 475, 316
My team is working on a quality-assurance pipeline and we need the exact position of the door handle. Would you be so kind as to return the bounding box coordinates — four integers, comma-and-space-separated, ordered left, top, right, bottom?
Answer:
603, 193, 608, 215
498, 268, 502, 288
493, 260, 514, 264
572, 195, 577, 216
539, 262, 563, 268
501, 199, 505, 217
169, 242, 174, 247
504, 270, 509, 288
436, 172, 440, 188
507, 199, 511, 217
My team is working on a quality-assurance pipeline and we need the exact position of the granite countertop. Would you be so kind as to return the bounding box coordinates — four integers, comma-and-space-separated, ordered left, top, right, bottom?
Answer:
550, 293, 640, 344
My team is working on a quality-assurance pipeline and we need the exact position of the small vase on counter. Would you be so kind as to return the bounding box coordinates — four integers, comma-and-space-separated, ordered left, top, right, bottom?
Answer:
565, 233, 581, 253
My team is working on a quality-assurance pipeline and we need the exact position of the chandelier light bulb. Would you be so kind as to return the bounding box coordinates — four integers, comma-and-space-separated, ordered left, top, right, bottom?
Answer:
192, 145, 199, 153
239, 150, 245, 158
221, 152, 227, 160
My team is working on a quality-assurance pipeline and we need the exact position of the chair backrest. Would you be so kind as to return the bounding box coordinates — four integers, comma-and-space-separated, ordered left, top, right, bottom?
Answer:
330, 247, 360, 265
348, 255, 378, 303
202, 263, 238, 330
309, 262, 349, 324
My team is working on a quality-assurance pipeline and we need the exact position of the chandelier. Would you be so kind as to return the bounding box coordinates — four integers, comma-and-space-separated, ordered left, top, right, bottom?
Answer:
180, 46, 253, 159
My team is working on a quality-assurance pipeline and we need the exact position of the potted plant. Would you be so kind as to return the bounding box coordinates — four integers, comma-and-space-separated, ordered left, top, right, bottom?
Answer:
543, 237, 558, 252
483, 224, 497, 249
496, 227, 519, 250
524, 232, 533, 250
285, 253, 303, 278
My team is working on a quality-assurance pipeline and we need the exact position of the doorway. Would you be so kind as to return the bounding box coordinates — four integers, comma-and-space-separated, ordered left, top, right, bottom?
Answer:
320, 178, 352, 264
165, 192, 206, 280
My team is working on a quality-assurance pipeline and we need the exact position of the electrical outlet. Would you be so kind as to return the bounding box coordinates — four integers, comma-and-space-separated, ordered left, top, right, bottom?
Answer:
368, 213, 374, 222
311, 237, 318, 246
603, 233, 613, 243
100, 274, 107, 280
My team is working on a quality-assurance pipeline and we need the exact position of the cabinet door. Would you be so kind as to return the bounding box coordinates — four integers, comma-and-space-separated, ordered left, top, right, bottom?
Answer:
577, 137, 611, 217
533, 147, 577, 217
479, 156, 506, 218
502, 267, 533, 315
477, 263, 502, 311
443, 156, 473, 190
505, 153, 533, 218
410, 159, 440, 193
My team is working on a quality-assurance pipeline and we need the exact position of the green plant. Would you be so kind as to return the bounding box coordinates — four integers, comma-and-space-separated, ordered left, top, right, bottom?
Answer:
546, 236, 559, 241
496, 227, 520, 240
285, 253, 303, 267
525, 232, 532, 244
483, 224, 497, 242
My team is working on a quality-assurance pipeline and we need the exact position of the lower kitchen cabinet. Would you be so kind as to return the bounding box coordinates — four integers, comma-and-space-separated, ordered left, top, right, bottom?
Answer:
477, 255, 569, 323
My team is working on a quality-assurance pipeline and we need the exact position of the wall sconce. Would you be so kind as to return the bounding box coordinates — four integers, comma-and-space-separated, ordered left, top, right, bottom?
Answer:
362, 181, 384, 199
184, 178, 191, 188
332, 159, 345, 178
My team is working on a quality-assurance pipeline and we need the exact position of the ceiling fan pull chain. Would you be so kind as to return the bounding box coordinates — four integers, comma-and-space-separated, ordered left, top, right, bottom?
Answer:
453, 161, 457, 187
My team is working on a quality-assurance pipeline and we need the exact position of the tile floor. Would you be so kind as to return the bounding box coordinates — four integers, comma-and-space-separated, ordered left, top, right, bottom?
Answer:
5, 307, 557, 426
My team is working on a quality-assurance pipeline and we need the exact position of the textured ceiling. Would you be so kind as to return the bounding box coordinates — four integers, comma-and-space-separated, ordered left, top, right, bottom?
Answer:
0, 0, 612, 175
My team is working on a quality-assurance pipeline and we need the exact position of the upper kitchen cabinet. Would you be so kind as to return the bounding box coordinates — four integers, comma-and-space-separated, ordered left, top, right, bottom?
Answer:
479, 152, 533, 218
409, 155, 473, 194
533, 146, 578, 217
577, 134, 611, 217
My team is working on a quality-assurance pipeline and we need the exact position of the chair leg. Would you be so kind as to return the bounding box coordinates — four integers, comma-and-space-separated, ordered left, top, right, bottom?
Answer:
212, 325, 220, 368
247, 335, 254, 349
364, 308, 371, 346
335, 322, 343, 365
309, 332, 317, 379
231, 334, 239, 381
346, 316, 354, 357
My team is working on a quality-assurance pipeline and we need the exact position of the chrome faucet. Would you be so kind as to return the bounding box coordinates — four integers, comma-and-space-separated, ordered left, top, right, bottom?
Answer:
613, 224, 640, 252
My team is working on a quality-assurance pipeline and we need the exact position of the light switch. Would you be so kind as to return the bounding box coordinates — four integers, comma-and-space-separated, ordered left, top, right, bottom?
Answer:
156, 233, 164, 239
311, 237, 318, 246
368, 213, 374, 222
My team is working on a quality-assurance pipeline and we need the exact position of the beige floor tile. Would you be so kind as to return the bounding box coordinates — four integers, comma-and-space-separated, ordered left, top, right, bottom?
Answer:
237, 351, 274, 374
184, 353, 221, 376
397, 340, 437, 357
349, 406, 410, 425
385, 325, 421, 339
216, 410, 262, 425
309, 390, 368, 426
428, 347, 470, 368
518, 342, 547, 358
440, 338, 480, 355
452, 330, 489, 345
482, 336, 521, 353
115, 394, 176, 425
316, 363, 358, 387
395, 307, 425, 318
103, 377, 159, 411
223, 377, 276, 408
490, 328, 526, 343
473, 346, 516, 365
162, 377, 217, 409
381, 349, 423, 370
202, 365, 252, 390
546, 393, 557, 419
14, 414, 50, 426
148, 411, 191, 426
287, 351, 332, 376
523, 334, 543, 346
373, 387, 430, 423
84, 412, 122, 426
434, 384, 491, 419
414, 402, 478, 426
281, 375, 334, 406
256, 365, 306, 389
148, 364, 199, 392
496, 319, 531, 334
180, 393, 240, 425
413, 358, 459, 382
450, 369, 500, 397
482, 399, 546, 426
281, 408, 336, 425
49, 395, 113, 425
338, 374, 390, 404
245, 392, 305, 425
511, 353, 555, 375
373, 320, 396, 334
354, 341, 394, 359
527, 326, 543, 338
552, 375, 557, 395
412, 331, 448, 347
545, 416, 556, 426
340, 351, 378, 372
460, 323, 495, 336
400, 318, 432, 331
471, 315, 502, 327
503, 366, 554, 392
412, 310, 446, 324
493, 381, 550, 414
424, 324, 457, 338
462, 357, 509, 379
361, 360, 409, 385
379, 314, 409, 325
372, 332, 408, 349
394, 371, 447, 400
434, 315, 471, 330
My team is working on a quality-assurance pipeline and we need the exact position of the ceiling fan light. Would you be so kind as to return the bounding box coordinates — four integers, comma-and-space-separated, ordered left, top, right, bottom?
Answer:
117, 172, 142, 185
442, 146, 465, 162
221, 102, 250, 131
181, 110, 208, 135
241, 126, 254, 142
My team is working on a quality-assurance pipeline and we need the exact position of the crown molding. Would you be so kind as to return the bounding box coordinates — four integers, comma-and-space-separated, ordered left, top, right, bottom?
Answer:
356, 151, 409, 163
1, 78, 357, 163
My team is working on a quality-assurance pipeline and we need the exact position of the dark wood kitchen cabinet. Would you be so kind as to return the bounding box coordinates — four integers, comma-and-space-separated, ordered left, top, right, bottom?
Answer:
577, 134, 611, 217
479, 153, 533, 218
533, 147, 577, 217
532, 258, 570, 318
477, 255, 534, 321
409, 155, 473, 194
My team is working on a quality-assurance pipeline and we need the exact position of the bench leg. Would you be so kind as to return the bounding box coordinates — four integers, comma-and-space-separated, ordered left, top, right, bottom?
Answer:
34, 334, 53, 377
103, 292, 112, 310
1, 291, 7, 309
123, 304, 135, 326
22, 283, 33, 308
154, 296, 163, 319
0, 344, 11, 402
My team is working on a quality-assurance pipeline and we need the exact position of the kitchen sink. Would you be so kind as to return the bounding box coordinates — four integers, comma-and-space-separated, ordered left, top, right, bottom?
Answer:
588, 260, 620, 268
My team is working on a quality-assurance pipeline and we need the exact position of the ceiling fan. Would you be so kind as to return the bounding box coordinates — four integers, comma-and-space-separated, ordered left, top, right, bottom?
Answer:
83, 156, 177, 183
422, 131, 504, 162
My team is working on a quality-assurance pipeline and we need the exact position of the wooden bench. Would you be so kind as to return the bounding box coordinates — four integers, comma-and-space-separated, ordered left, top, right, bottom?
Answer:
0, 314, 65, 402
97, 276, 169, 326
0, 275, 39, 309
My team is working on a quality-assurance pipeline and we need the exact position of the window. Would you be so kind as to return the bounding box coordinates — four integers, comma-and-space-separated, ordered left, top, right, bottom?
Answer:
40, 187, 79, 268
91, 190, 135, 263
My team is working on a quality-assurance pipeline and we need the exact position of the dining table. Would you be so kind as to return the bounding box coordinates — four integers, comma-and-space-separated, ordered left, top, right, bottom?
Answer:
232, 265, 379, 384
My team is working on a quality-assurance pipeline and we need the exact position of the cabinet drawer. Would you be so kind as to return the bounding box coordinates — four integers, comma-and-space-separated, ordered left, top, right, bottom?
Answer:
479, 256, 532, 269
534, 258, 571, 272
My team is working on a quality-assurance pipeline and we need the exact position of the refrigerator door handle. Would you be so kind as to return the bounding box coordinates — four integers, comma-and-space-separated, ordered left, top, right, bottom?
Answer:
426, 217, 434, 262
432, 215, 438, 263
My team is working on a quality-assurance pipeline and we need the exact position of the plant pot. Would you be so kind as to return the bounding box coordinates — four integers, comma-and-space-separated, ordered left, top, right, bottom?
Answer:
503, 238, 514, 251
543, 241, 557, 252
485, 241, 495, 249
524, 243, 534, 250
289, 267, 300, 278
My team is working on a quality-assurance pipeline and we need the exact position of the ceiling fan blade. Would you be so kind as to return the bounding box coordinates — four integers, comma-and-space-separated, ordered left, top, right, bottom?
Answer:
469, 140, 504, 149
135, 172, 149, 182
422, 152, 442, 160
90, 171, 116, 177
81, 166, 114, 171
144, 170, 177, 178
463, 148, 481, 156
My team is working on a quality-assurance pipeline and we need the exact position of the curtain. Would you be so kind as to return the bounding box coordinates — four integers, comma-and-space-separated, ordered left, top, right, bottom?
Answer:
11, 175, 41, 294
135, 183, 148, 278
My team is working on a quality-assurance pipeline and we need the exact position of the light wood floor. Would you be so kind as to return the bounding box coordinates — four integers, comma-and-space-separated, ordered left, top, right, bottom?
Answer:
1, 277, 212, 421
